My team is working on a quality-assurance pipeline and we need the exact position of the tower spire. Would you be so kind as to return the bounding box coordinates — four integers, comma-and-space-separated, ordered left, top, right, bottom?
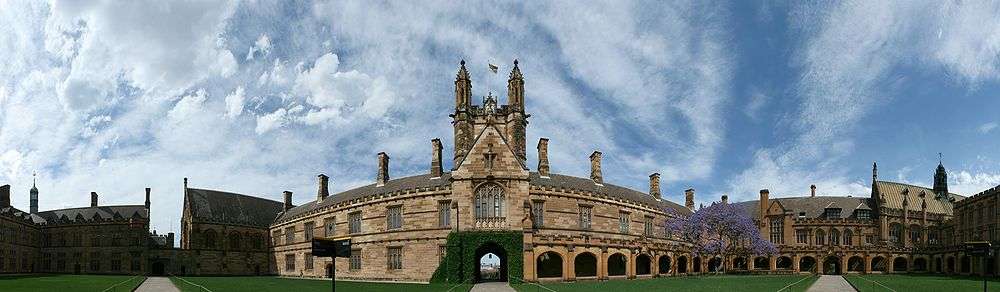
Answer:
872, 161, 878, 183
29, 172, 38, 214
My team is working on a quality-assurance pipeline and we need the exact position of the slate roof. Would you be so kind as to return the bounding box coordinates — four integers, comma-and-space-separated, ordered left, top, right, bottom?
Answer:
34, 205, 148, 225
873, 181, 964, 215
0, 206, 40, 225
733, 196, 874, 219
185, 188, 284, 228
274, 171, 691, 224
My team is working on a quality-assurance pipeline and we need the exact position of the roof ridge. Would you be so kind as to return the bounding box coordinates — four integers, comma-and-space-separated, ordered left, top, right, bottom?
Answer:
37, 204, 146, 213
188, 188, 283, 205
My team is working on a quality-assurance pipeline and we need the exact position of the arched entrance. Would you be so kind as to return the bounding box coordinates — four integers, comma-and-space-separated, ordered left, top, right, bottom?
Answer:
677, 256, 688, 274
658, 256, 671, 275
847, 256, 864, 272
636, 254, 652, 275
913, 258, 927, 272
574, 252, 597, 278
754, 257, 770, 271
823, 256, 841, 275
536, 252, 563, 279
708, 257, 722, 272
733, 257, 749, 270
475, 242, 507, 282
961, 256, 971, 274
947, 257, 955, 273
608, 253, 627, 276
871, 256, 886, 272
893, 257, 907, 272
776, 256, 793, 270
800, 257, 816, 273
152, 262, 165, 276
693, 257, 702, 273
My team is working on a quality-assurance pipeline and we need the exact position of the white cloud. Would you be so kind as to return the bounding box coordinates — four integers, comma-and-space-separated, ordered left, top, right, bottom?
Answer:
255, 108, 288, 134
224, 86, 245, 118
951, 170, 1000, 195
979, 122, 998, 134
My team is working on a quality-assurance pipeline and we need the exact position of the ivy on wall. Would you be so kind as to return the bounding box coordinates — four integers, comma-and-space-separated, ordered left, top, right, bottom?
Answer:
430, 230, 524, 284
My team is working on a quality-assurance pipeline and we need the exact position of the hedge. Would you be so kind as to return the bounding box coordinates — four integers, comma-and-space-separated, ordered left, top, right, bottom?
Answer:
430, 230, 524, 284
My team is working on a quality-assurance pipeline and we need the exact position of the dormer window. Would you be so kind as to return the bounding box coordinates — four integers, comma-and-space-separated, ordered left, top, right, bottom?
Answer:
855, 209, 871, 220
823, 208, 842, 219
798, 212, 806, 218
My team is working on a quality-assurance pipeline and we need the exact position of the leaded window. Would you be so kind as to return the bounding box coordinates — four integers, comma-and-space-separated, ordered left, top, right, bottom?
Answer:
285, 254, 295, 271
580, 206, 593, 230
349, 212, 362, 234
796, 230, 808, 244
889, 223, 902, 243
830, 229, 840, 246
387, 247, 402, 270
305, 253, 313, 270
815, 229, 825, 245
439, 201, 451, 228
644, 216, 654, 237
532, 201, 544, 228
475, 183, 505, 219
619, 211, 630, 234
350, 249, 362, 270
324, 217, 335, 237
769, 217, 783, 244
284, 227, 295, 244
844, 229, 853, 246
386, 206, 402, 230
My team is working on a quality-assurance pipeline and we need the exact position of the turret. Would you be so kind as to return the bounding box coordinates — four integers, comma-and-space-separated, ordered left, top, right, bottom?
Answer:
507, 59, 524, 111
506, 60, 528, 160
452, 60, 474, 167
30, 173, 38, 213
933, 158, 948, 198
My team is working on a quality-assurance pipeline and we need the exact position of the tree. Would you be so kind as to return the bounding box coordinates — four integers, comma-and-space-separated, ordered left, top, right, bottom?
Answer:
666, 201, 777, 273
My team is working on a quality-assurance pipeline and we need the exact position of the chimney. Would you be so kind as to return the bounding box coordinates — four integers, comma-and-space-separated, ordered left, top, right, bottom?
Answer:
317, 174, 330, 201
431, 139, 443, 178
721, 194, 728, 204
283, 191, 293, 212
91, 192, 98, 207
145, 188, 151, 210
537, 138, 550, 177
810, 185, 816, 197
649, 173, 661, 198
759, 189, 769, 221
590, 151, 603, 185
0, 185, 9, 207
377, 152, 390, 187
167, 232, 175, 248
684, 188, 695, 211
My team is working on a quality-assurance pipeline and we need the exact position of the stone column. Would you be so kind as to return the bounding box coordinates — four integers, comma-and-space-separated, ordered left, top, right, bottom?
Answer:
565, 248, 575, 282
770, 256, 777, 272
627, 251, 636, 279
651, 252, 659, 277
793, 254, 800, 273
864, 255, 871, 274
524, 248, 536, 282
599, 248, 608, 280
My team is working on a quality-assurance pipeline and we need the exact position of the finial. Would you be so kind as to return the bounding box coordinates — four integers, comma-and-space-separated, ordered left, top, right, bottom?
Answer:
33, 172, 36, 186
460, 59, 466, 66
514, 59, 518, 66
938, 152, 943, 165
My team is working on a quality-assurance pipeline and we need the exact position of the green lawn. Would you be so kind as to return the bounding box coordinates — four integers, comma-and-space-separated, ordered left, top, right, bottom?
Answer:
169, 276, 473, 292
512, 275, 819, 292
846, 274, 1000, 292
0, 274, 146, 292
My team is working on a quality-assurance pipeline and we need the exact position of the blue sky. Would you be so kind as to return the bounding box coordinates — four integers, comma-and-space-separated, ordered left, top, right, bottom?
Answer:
1, 1, 1000, 237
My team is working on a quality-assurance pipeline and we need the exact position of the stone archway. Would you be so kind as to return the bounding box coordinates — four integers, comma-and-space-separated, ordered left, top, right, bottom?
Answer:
693, 257, 702, 273
608, 253, 627, 276
151, 262, 165, 276
847, 256, 864, 272
574, 252, 598, 278
636, 254, 652, 275
800, 256, 816, 273
733, 257, 749, 271
536, 251, 563, 279
708, 257, 722, 272
677, 256, 688, 274
871, 256, 887, 272
658, 255, 671, 275
823, 256, 841, 275
961, 256, 971, 274
893, 257, 907, 272
913, 258, 927, 272
947, 257, 955, 273
754, 257, 770, 271
474, 242, 508, 283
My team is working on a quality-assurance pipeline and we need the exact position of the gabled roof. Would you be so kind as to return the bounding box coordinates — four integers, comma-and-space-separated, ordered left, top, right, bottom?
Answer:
274, 172, 453, 223
453, 124, 528, 171
185, 188, 284, 228
733, 196, 874, 219
529, 173, 691, 216
35, 205, 148, 225
874, 181, 964, 215
0, 206, 41, 225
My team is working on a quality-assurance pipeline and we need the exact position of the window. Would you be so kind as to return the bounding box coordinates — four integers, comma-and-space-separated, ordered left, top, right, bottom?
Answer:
474, 183, 505, 219
844, 229, 853, 246
130, 252, 141, 271
796, 230, 808, 244
204, 230, 217, 249
769, 217, 783, 244
305, 253, 313, 270
272, 231, 281, 245
304, 222, 315, 241
284, 227, 295, 244
532, 201, 544, 228
229, 232, 241, 250
387, 247, 402, 270
111, 252, 122, 271
889, 223, 902, 244
349, 212, 362, 234
815, 230, 825, 245
579, 206, 593, 230
619, 211, 630, 233
438, 201, 451, 228
644, 216, 654, 237
90, 252, 101, 271
910, 225, 921, 245
324, 217, 336, 237
866, 234, 875, 245
387, 206, 403, 230
830, 229, 840, 246
798, 212, 806, 218
285, 254, 295, 271
350, 249, 362, 270
855, 209, 871, 220
824, 208, 842, 219
438, 246, 447, 263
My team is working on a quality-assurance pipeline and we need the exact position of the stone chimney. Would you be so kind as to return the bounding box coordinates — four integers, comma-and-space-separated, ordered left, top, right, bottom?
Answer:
590, 151, 603, 185
167, 232, 175, 248
684, 188, 695, 211
649, 173, 661, 198
759, 189, 769, 221
721, 194, 728, 204
145, 188, 151, 210
537, 138, 550, 178
317, 174, 330, 201
283, 191, 293, 211
377, 152, 390, 187
91, 192, 98, 207
0, 185, 9, 207
431, 139, 443, 178
810, 184, 816, 197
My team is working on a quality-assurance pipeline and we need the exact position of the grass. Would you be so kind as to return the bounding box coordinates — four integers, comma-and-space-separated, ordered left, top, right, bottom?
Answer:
0, 274, 146, 292
846, 273, 1000, 292
169, 276, 473, 292
511, 274, 819, 292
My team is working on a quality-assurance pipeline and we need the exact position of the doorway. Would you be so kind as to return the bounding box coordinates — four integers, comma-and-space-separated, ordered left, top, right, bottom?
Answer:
475, 242, 507, 282
152, 262, 165, 276
823, 256, 841, 275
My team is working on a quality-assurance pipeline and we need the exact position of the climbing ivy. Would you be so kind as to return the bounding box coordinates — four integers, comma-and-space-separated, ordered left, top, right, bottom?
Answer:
430, 230, 524, 284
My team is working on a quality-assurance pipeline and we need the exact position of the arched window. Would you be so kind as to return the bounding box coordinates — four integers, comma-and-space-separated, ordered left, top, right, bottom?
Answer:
475, 183, 505, 220
229, 232, 241, 250
815, 229, 826, 246
889, 223, 903, 244
844, 229, 853, 246
830, 229, 840, 246
909, 224, 922, 245
204, 229, 217, 249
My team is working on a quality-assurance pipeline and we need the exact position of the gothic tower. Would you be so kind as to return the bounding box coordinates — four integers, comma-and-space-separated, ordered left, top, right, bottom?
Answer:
452, 60, 474, 168
29, 173, 38, 213
506, 60, 528, 161
933, 159, 948, 198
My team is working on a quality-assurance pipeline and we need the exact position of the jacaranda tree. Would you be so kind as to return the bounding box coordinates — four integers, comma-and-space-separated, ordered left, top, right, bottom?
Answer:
666, 200, 777, 273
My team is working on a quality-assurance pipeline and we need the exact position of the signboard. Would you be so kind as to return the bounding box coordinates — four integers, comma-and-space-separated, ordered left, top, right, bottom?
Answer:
313, 237, 351, 258
965, 241, 992, 257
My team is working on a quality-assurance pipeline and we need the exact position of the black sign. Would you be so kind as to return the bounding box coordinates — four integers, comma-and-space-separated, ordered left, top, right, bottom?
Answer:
965, 241, 992, 256
313, 237, 351, 258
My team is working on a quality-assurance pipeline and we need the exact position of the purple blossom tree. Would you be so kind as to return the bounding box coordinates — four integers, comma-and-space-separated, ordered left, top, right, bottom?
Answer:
666, 201, 777, 273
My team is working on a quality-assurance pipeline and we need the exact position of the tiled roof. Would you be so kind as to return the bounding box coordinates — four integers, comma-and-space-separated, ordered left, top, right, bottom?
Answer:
733, 196, 874, 219
186, 188, 284, 228
0, 206, 40, 225
274, 171, 691, 224
874, 181, 964, 215
34, 205, 148, 225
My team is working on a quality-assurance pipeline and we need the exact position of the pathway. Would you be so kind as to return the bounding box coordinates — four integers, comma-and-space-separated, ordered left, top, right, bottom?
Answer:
135, 276, 181, 292
806, 275, 857, 292
470, 282, 517, 292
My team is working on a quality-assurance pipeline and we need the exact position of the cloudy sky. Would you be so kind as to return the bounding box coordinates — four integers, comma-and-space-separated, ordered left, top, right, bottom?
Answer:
2, 1, 1000, 239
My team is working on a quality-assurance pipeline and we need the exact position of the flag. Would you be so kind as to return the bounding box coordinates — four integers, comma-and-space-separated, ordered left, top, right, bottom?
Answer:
488, 63, 499, 74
